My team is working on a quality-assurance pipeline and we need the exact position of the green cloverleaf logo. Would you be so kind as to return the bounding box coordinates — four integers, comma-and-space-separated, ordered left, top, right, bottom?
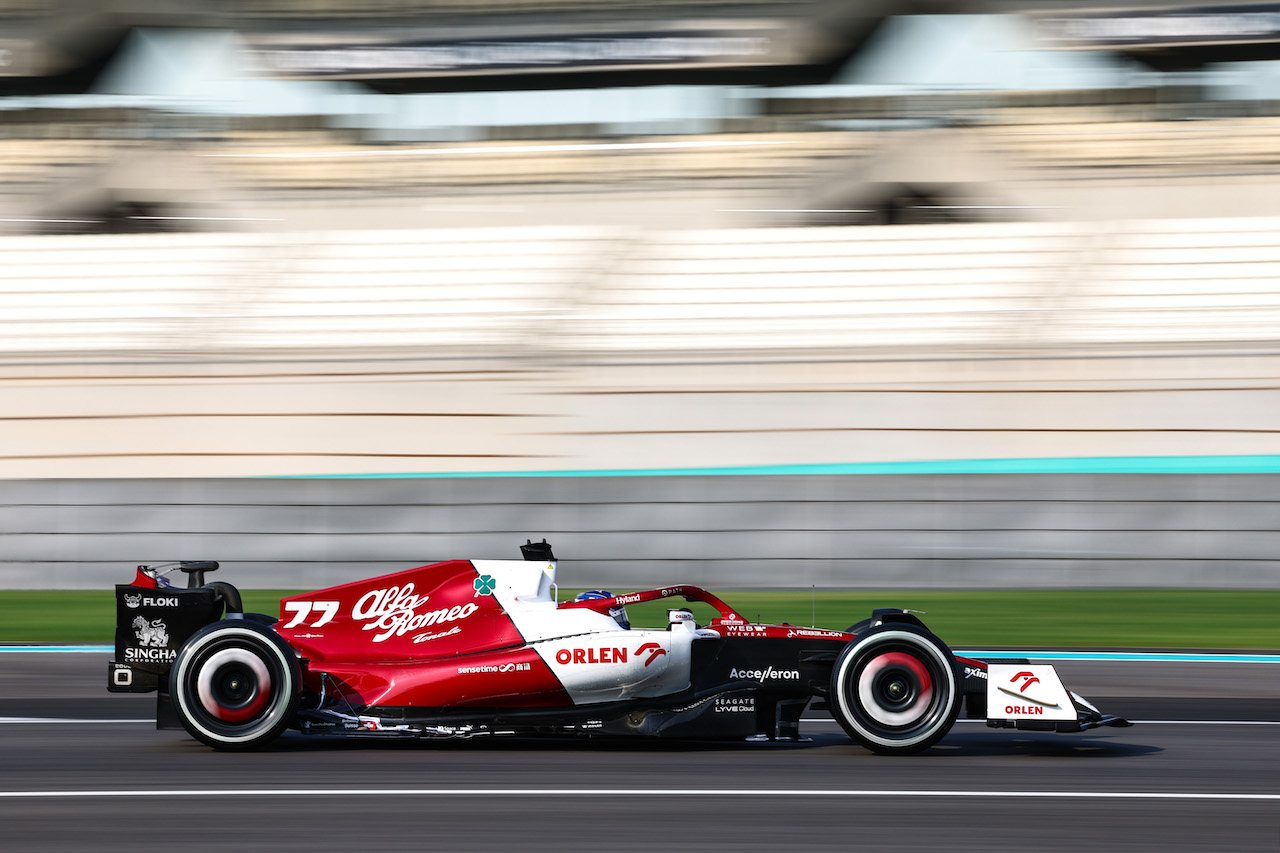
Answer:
473, 574, 496, 597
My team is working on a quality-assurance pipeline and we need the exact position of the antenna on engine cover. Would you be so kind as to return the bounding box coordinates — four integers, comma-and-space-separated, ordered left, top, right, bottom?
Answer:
520, 539, 556, 562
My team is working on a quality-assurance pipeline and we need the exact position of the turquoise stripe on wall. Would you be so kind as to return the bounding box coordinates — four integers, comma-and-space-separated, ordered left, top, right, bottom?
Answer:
279, 455, 1280, 479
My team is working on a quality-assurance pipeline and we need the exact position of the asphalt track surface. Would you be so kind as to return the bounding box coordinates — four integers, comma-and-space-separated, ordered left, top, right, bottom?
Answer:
1, 654, 1277, 853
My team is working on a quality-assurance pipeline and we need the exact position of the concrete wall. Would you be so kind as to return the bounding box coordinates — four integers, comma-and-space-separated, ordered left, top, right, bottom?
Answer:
3, 474, 1277, 590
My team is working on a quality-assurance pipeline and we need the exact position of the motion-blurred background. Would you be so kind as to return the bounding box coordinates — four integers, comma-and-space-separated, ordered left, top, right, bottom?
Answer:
3, 0, 1280, 592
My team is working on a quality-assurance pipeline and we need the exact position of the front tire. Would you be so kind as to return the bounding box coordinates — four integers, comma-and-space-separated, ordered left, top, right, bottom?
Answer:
829, 624, 961, 755
170, 620, 299, 751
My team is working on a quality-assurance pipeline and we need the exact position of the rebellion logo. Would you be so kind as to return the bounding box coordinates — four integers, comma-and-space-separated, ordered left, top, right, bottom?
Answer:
352, 583, 480, 643
785, 628, 845, 639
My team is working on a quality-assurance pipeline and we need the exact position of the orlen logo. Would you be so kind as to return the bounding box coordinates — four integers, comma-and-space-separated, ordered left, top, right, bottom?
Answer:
1011, 671, 1040, 692
635, 642, 667, 667
555, 643, 668, 667
556, 647, 628, 664
997, 670, 1060, 714
352, 583, 479, 643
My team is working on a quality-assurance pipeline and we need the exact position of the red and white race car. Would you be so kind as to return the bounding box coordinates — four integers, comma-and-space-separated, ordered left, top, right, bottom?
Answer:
109, 541, 1130, 753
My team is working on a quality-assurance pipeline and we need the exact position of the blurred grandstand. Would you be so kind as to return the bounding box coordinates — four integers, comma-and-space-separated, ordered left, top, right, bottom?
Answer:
6, 1, 1280, 233
7, 3, 1280, 590
3, 1, 1280, 481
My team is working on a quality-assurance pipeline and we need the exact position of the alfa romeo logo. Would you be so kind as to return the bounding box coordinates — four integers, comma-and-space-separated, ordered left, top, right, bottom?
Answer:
473, 574, 496, 597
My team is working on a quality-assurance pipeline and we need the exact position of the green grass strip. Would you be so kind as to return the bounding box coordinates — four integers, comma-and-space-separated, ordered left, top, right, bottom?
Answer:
2, 589, 1277, 649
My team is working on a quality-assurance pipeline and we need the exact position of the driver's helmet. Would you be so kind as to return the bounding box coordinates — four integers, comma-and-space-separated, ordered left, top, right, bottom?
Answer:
575, 590, 630, 630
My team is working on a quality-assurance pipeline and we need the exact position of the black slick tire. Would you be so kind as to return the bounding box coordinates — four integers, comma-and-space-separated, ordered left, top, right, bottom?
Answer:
829, 624, 961, 755
170, 619, 299, 751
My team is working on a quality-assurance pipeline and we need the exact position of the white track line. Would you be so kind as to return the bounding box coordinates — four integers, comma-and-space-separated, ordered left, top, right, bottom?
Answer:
0, 789, 1275, 801
2, 717, 1276, 726
0, 718, 153, 724
803, 718, 1280, 726
1118, 720, 1280, 725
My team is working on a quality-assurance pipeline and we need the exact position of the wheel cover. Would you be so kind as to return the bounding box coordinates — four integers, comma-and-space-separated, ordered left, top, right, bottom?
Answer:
856, 651, 934, 727
195, 647, 272, 723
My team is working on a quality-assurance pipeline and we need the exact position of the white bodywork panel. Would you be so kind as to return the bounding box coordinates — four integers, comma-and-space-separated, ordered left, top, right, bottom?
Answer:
474, 559, 620, 640
472, 559, 701, 704
987, 663, 1076, 722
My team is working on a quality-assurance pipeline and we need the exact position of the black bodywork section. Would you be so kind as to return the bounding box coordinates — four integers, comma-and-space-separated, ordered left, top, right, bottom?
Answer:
107, 562, 245, 697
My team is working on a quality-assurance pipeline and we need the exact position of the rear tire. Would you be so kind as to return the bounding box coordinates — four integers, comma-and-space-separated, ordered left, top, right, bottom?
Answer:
170, 620, 299, 751
829, 624, 961, 755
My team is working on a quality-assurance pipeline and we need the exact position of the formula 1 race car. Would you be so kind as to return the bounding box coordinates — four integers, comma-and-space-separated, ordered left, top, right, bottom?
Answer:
108, 541, 1130, 753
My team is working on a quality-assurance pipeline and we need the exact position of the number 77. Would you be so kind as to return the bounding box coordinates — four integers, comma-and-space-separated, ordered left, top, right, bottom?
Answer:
282, 600, 339, 628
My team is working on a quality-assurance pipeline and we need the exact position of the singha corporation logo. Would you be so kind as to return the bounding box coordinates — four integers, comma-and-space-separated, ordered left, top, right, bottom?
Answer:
133, 615, 169, 648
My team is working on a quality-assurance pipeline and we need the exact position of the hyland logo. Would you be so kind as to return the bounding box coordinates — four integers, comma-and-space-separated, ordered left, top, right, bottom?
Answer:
997, 670, 1061, 713
473, 574, 497, 597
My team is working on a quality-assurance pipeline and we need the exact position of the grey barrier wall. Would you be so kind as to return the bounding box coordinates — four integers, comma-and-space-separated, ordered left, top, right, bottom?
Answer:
2, 474, 1277, 590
